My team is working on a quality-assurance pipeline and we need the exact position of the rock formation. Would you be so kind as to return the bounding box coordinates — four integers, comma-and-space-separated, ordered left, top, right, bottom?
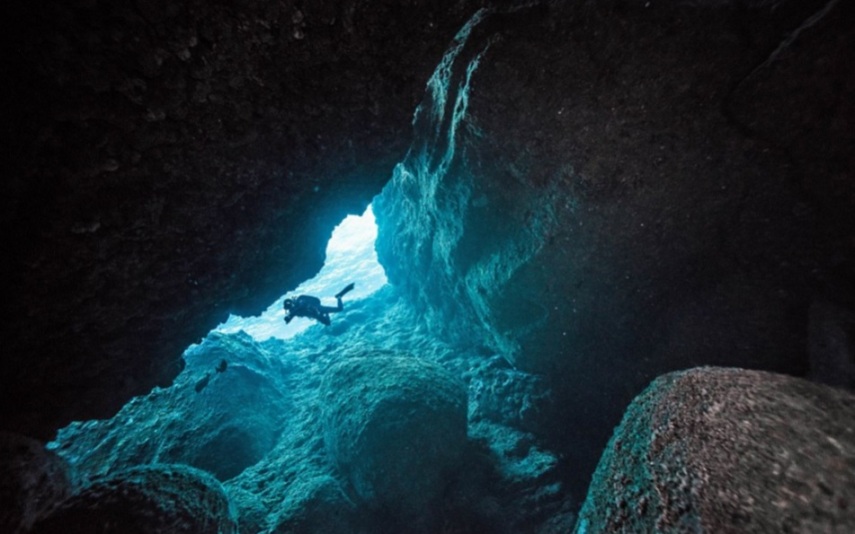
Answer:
320, 355, 468, 523
374, 0, 855, 497
575, 367, 855, 533
29, 464, 238, 534
1, 0, 485, 439
48, 332, 295, 482
50, 290, 575, 532
0, 433, 75, 534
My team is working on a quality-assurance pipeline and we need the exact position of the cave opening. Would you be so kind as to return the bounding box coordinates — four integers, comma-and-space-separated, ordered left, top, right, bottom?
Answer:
41, 9, 582, 531
217, 203, 388, 341
46, 203, 393, 487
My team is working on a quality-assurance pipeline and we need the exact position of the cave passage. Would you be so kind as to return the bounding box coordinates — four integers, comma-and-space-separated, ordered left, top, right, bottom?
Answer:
216, 204, 388, 341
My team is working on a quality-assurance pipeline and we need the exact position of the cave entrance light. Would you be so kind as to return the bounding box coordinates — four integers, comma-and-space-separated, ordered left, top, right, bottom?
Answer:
217, 204, 387, 341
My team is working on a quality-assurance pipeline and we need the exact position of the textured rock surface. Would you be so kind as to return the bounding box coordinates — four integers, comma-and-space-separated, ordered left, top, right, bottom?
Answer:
320, 355, 468, 519
467, 421, 577, 533
49, 287, 573, 533
0, 0, 484, 439
29, 464, 237, 534
575, 367, 855, 533
374, 0, 855, 498
0, 433, 75, 534
48, 332, 294, 482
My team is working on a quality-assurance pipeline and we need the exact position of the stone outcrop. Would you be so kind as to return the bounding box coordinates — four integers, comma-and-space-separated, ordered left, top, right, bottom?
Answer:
466, 421, 577, 533
575, 367, 855, 533
49, 290, 573, 532
0, 433, 75, 534
49, 332, 294, 482
374, 0, 855, 498
319, 354, 468, 522
29, 464, 237, 534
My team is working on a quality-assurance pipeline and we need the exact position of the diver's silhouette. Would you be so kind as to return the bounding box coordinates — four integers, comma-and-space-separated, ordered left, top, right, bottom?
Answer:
283, 283, 355, 326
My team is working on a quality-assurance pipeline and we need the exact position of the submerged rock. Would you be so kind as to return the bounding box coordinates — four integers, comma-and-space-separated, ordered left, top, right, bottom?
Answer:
575, 367, 855, 533
320, 355, 468, 521
29, 464, 237, 534
44, 290, 574, 533
0, 433, 74, 534
466, 421, 576, 533
49, 332, 293, 482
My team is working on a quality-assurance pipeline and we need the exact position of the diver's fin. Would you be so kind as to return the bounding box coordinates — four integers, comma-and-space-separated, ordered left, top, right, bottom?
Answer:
335, 283, 355, 299
194, 373, 212, 393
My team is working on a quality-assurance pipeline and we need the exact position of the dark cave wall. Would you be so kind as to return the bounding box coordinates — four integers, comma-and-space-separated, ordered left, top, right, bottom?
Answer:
1, 0, 852, 513
376, 0, 855, 500
0, 0, 487, 439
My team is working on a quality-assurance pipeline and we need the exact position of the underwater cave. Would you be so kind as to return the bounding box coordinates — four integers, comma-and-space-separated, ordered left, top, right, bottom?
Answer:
2, 0, 855, 533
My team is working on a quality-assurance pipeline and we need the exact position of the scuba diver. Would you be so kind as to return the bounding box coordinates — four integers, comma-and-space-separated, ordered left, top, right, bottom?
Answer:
283, 283, 355, 326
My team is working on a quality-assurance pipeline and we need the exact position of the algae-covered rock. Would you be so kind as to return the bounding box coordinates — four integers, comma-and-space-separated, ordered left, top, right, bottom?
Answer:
576, 367, 855, 533
30, 464, 237, 534
320, 355, 467, 519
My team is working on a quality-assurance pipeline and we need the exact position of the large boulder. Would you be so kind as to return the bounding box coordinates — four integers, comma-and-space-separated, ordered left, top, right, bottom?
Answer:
575, 367, 855, 533
319, 355, 468, 524
0, 433, 74, 534
30, 464, 237, 534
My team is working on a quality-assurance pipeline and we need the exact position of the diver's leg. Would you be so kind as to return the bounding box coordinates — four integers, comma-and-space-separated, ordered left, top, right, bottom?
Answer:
319, 313, 331, 326
318, 300, 343, 313
335, 283, 355, 300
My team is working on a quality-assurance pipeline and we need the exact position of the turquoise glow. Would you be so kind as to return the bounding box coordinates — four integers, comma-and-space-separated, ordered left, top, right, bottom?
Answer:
217, 204, 387, 340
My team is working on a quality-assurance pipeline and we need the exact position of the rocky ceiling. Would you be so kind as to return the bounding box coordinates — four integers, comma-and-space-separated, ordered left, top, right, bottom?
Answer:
1, 0, 486, 439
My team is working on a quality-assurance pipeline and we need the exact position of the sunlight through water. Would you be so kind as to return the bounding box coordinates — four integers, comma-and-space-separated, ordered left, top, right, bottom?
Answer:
216, 204, 387, 340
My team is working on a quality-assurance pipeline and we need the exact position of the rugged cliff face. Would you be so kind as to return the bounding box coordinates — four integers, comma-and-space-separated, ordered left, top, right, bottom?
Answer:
374, 0, 855, 496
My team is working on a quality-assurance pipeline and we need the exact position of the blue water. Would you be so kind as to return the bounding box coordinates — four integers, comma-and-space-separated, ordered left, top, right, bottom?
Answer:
216, 204, 388, 341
